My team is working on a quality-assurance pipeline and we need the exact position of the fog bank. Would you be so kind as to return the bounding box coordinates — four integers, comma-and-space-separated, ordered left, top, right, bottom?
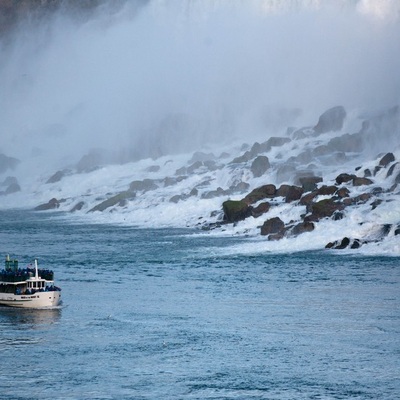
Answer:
0, 0, 399, 173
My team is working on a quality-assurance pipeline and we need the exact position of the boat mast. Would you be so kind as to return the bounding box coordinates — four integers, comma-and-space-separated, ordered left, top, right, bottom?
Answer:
34, 259, 39, 279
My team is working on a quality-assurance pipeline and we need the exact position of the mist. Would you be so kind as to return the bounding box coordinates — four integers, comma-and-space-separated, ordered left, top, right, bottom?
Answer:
0, 0, 399, 175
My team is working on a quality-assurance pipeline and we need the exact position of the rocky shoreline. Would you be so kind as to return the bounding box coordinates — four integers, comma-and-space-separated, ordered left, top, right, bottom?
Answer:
2, 105, 399, 251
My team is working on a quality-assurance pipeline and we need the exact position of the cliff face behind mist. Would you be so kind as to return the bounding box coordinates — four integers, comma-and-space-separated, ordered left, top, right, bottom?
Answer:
0, 0, 120, 34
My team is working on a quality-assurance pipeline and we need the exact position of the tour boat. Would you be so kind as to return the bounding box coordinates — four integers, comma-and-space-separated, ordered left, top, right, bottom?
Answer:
0, 255, 61, 308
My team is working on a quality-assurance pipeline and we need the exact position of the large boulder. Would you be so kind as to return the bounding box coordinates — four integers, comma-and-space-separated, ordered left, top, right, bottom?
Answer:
299, 176, 323, 192
379, 152, 395, 167
46, 170, 67, 184
327, 133, 364, 153
313, 106, 346, 134
242, 184, 276, 205
291, 221, 315, 236
260, 217, 285, 236
352, 177, 373, 186
70, 201, 85, 212
222, 200, 252, 223
251, 202, 270, 218
251, 156, 270, 177
318, 185, 338, 196
281, 185, 303, 203
386, 162, 399, 178
76, 151, 104, 173
34, 198, 61, 211
306, 199, 345, 221
276, 164, 297, 182
89, 191, 135, 212
335, 173, 356, 185
265, 136, 291, 148
4, 182, 21, 194
129, 179, 158, 192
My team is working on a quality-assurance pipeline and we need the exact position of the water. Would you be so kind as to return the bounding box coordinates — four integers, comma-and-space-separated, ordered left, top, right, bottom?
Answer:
0, 210, 399, 399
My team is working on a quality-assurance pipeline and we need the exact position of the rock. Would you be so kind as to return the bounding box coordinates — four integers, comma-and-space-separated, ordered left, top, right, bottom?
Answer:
318, 185, 338, 196
202, 187, 227, 199
379, 152, 395, 167
371, 199, 382, 210
294, 149, 313, 164
169, 194, 184, 203
242, 184, 276, 205
336, 173, 356, 185
386, 162, 399, 178
327, 132, 364, 153
146, 165, 160, 173
34, 198, 61, 211
284, 185, 304, 203
395, 172, 400, 184
300, 191, 318, 206
187, 161, 204, 174
89, 191, 135, 212
4, 182, 20, 194
268, 232, 285, 241
251, 156, 270, 177
364, 169, 372, 177
276, 184, 303, 201
175, 166, 187, 175
373, 166, 382, 176
313, 106, 346, 134
336, 187, 350, 198
266, 136, 291, 148
395, 225, 400, 235
76, 151, 104, 172
381, 224, 392, 236
336, 237, 350, 249
222, 200, 252, 223
299, 176, 323, 192
352, 177, 373, 186
163, 176, 186, 187
260, 217, 285, 236
291, 221, 315, 236
1, 176, 18, 186
70, 201, 85, 212
312, 145, 331, 157
230, 150, 253, 164
251, 202, 270, 218
46, 170, 66, 184
129, 179, 158, 192
345, 193, 372, 205
189, 151, 216, 163
0, 153, 19, 174
276, 164, 297, 182
306, 199, 344, 221
350, 239, 361, 249
229, 182, 250, 193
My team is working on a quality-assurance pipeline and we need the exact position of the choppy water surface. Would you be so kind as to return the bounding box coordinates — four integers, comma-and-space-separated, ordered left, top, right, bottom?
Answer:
0, 210, 399, 399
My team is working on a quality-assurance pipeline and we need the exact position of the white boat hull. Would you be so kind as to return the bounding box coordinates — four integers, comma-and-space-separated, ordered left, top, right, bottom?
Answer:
0, 291, 61, 308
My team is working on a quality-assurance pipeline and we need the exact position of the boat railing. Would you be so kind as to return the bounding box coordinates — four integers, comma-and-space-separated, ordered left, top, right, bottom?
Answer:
0, 268, 54, 282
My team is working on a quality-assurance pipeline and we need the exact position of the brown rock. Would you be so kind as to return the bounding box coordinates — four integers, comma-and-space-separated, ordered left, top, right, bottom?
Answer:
242, 184, 276, 205
379, 152, 395, 167
352, 177, 373, 186
291, 221, 315, 236
222, 200, 252, 223
306, 199, 344, 221
285, 185, 304, 203
251, 202, 270, 218
336, 173, 356, 185
336, 187, 350, 198
261, 217, 285, 236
